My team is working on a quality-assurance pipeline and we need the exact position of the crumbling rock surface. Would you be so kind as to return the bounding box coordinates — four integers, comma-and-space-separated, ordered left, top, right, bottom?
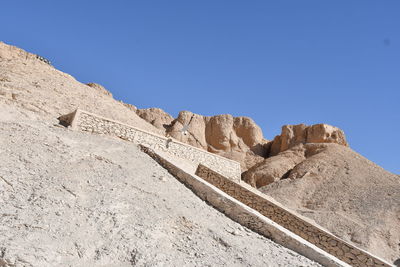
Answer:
166, 111, 268, 170
243, 144, 307, 188
137, 107, 350, 172
136, 107, 174, 131
270, 124, 348, 156
135, 109, 268, 170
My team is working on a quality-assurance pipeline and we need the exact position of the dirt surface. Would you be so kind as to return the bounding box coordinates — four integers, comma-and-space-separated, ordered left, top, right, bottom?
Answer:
260, 143, 400, 264
0, 103, 320, 267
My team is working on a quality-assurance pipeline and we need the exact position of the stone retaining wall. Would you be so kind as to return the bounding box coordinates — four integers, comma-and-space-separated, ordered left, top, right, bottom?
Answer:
139, 145, 350, 267
59, 109, 241, 181
195, 164, 393, 267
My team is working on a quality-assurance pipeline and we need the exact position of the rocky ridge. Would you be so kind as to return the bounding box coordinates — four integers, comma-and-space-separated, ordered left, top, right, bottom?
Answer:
136, 108, 349, 172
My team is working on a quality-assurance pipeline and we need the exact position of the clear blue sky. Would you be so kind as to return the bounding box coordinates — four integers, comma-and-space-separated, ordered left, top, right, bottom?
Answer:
1, 1, 399, 173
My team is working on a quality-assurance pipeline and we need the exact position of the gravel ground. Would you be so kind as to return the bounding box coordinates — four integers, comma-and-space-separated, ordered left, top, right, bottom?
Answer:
0, 103, 321, 267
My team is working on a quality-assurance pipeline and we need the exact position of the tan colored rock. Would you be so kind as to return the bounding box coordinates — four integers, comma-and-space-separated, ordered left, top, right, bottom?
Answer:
270, 123, 348, 156
164, 111, 267, 170
242, 144, 307, 188
86, 83, 112, 97
136, 107, 174, 132
167, 111, 208, 148
216, 150, 265, 172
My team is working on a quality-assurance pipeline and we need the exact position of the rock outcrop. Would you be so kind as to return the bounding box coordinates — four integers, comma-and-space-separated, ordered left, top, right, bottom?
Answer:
135, 109, 269, 170
136, 108, 174, 131
270, 124, 348, 156
166, 111, 268, 170
243, 144, 307, 188
136, 111, 349, 173
243, 123, 348, 188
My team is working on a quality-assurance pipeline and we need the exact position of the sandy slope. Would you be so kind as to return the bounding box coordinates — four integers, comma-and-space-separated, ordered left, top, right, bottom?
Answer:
0, 103, 320, 267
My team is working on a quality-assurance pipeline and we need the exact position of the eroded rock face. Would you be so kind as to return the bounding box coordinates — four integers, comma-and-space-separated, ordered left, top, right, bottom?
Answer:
242, 144, 307, 188
244, 123, 348, 188
136, 108, 174, 131
173, 111, 268, 170
137, 110, 268, 170
270, 124, 348, 156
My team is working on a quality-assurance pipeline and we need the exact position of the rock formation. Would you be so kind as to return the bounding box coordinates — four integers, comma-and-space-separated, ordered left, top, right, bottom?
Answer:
136, 107, 174, 131
165, 110, 268, 170
136, 107, 350, 172
270, 124, 348, 156
243, 144, 307, 188
243, 123, 349, 188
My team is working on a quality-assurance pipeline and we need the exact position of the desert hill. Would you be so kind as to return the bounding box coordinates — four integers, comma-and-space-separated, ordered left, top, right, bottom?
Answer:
245, 142, 400, 262
0, 42, 324, 266
0, 42, 161, 135
138, 87, 400, 264
0, 103, 320, 267
1, 41, 399, 265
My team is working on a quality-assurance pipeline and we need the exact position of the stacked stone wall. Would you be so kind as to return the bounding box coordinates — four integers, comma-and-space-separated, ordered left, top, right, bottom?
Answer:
59, 109, 241, 181
195, 164, 392, 267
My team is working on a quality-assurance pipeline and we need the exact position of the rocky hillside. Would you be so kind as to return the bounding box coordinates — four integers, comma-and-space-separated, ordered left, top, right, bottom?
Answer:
243, 141, 400, 262
0, 42, 161, 135
136, 109, 350, 173
137, 108, 269, 171
0, 42, 323, 266
137, 83, 400, 263
1, 41, 399, 265
0, 103, 320, 267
